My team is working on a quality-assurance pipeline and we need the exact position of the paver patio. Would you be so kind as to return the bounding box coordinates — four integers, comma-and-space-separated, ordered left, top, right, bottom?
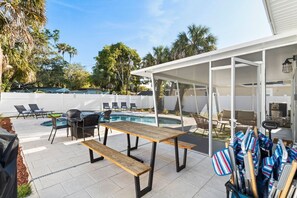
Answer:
13, 117, 228, 198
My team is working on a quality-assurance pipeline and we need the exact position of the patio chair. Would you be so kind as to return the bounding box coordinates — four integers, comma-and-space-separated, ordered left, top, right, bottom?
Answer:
48, 116, 70, 144
191, 114, 219, 137
66, 109, 82, 140
77, 113, 100, 141
121, 102, 127, 111
130, 103, 137, 111
99, 110, 112, 134
28, 104, 52, 119
112, 102, 119, 110
14, 105, 33, 119
103, 103, 110, 110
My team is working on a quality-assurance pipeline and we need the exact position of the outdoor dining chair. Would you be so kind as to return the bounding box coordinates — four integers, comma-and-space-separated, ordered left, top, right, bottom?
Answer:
99, 110, 112, 134
112, 102, 119, 110
130, 103, 137, 111
121, 102, 127, 111
103, 103, 110, 110
77, 113, 100, 141
191, 114, 219, 137
28, 104, 52, 119
66, 109, 82, 140
14, 105, 33, 119
48, 116, 69, 144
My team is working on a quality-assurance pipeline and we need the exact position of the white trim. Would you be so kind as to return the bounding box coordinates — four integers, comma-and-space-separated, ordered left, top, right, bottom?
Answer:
234, 57, 261, 67
176, 81, 184, 131
261, 50, 266, 133
230, 57, 235, 142
151, 73, 159, 127
208, 61, 213, 157
262, 0, 276, 35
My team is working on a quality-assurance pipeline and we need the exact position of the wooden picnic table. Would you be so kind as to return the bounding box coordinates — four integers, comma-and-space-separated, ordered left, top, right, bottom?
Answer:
99, 121, 188, 197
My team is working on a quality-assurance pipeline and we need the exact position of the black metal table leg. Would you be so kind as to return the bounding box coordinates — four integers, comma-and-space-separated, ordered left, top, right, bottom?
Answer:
127, 134, 143, 162
174, 137, 187, 172
134, 142, 157, 197
103, 127, 108, 145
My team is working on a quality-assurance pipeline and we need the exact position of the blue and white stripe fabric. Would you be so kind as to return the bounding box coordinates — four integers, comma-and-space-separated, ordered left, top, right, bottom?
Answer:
212, 148, 232, 176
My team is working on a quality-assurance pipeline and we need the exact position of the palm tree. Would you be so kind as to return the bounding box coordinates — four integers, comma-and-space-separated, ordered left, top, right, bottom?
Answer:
171, 24, 217, 111
56, 43, 69, 58
0, 0, 46, 94
171, 24, 217, 60
143, 46, 171, 112
68, 46, 77, 63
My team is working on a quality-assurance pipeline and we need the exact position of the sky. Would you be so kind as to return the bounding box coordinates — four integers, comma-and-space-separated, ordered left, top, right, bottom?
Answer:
46, 0, 272, 72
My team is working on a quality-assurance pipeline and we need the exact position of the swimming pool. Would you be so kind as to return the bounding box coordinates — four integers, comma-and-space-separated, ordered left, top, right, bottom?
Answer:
41, 113, 181, 126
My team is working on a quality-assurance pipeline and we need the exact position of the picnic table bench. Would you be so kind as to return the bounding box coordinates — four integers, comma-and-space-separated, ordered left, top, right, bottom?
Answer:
82, 140, 151, 198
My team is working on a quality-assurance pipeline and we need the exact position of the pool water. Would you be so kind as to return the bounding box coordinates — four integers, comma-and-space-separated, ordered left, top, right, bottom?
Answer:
41, 114, 181, 126
110, 114, 181, 125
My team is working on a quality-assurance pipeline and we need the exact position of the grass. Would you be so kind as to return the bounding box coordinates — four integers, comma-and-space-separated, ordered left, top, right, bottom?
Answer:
191, 127, 231, 142
17, 184, 32, 198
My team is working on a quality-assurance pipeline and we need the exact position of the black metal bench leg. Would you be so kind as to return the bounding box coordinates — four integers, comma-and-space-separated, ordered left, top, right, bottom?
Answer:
174, 137, 187, 172
89, 149, 104, 163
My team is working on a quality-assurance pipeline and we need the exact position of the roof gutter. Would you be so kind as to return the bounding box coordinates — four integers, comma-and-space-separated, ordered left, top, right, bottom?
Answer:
262, 0, 277, 35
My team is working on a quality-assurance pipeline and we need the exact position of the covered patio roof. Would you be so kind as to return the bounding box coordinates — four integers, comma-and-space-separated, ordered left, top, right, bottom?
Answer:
132, 32, 297, 87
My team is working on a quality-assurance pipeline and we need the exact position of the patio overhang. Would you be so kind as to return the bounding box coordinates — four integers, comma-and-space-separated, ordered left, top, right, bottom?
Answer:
132, 32, 297, 87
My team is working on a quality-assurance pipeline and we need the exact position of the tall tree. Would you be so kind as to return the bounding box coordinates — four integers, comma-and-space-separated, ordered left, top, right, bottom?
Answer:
171, 24, 217, 111
143, 46, 171, 111
93, 42, 141, 94
171, 24, 216, 60
64, 63, 90, 90
68, 46, 77, 63
0, 0, 46, 93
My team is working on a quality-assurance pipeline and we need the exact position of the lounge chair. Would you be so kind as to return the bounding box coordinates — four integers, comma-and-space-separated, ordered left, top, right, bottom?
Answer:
191, 114, 219, 137
29, 104, 52, 119
103, 103, 110, 110
130, 103, 137, 111
14, 105, 33, 119
121, 102, 127, 111
112, 102, 119, 110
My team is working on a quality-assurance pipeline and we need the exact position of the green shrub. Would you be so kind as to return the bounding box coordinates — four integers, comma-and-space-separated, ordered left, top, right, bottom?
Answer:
18, 184, 32, 198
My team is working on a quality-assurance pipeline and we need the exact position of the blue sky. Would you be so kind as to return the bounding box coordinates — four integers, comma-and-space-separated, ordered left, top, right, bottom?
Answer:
46, 0, 272, 71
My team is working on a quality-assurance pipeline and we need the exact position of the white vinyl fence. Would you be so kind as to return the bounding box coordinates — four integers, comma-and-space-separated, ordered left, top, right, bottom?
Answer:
0, 92, 291, 117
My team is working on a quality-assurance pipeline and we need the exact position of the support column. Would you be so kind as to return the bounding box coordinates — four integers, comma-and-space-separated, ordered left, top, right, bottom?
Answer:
208, 61, 213, 157
257, 66, 261, 128
193, 83, 199, 115
176, 81, 184, 131
151, 74, 159, 126
261, 50, 266, 133
230, 57, 235, 142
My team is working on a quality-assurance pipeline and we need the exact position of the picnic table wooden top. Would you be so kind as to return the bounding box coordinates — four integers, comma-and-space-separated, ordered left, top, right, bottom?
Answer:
100, 121, 186, 143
